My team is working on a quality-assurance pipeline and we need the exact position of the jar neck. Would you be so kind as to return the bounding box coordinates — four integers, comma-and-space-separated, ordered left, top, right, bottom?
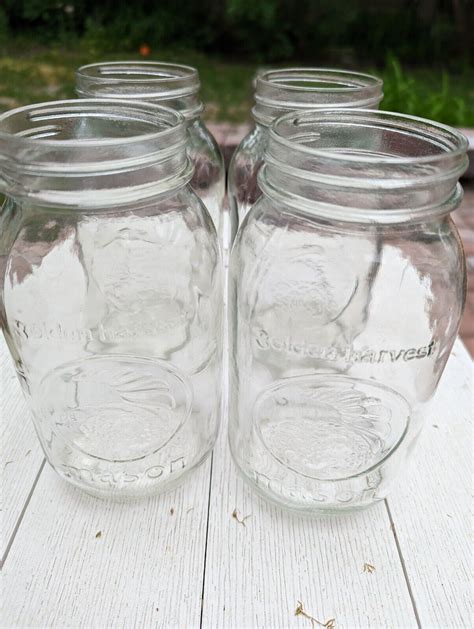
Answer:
260, 110, 468, 224
259, 170, 465, 224
1, 154, 194, 210
0, 100, 193, 209
76, 62, 204, 121
252, 68, 383, 127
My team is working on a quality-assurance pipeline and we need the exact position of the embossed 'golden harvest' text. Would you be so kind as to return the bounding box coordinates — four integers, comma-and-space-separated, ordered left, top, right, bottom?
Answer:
254, 328, 435, 364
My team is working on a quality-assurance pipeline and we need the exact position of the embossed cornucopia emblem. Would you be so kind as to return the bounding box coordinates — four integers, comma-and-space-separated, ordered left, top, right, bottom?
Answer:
257, 250, 359, 326
253, 375, 410, 480
39, 356, 192, 462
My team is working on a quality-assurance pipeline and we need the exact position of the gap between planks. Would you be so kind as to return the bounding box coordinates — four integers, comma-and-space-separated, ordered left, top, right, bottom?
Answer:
1, 457, 46, 569
199, 450, 215, 629
384, 499, 422, 629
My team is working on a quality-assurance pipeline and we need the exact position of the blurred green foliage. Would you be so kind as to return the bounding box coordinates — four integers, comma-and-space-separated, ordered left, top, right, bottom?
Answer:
0, 45, 473, 127
379, 56, 474, 128
0, 1, 473, 126
0, 45, 257, 122
1, 0, 473, 65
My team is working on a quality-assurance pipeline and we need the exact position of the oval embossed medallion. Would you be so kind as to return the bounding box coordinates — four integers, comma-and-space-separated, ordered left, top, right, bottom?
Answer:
253, 375, 410, 481
39, 355, 192, 462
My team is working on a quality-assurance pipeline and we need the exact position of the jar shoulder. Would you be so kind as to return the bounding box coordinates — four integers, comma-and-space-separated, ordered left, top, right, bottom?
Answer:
2, 189, 220, 284
234, 199, 465, 280
228, 127, 267, 210
187, 119, 224, 166
230, 125, 267, 174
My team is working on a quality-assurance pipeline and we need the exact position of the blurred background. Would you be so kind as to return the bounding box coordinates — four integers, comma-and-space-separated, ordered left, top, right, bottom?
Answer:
0, 0, 473, 353
0, 0, 473, 125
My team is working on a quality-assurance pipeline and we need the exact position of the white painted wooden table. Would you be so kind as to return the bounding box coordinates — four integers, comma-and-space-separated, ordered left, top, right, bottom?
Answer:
1, 336, 472, 628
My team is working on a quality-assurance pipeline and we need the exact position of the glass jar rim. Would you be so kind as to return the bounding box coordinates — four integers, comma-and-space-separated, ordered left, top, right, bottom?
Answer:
77, 61, 200, 94
253, 68, 383, 126
76, 61, 203, 119
269, 108, 469, 166
257, 67, 383, 94
0, 99, 193, 207
261, 109, 469, 222
0, 98, 186, 150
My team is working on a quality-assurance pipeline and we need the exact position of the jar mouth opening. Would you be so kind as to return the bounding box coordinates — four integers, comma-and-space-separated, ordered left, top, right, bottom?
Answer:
77, 61, 200, 92
253, 68, 383, 126
0, 99, 186, 149
270, 109, 469, 166
258, 68, 383, 93
76, 61, 204, 119
0, 99, 192, 204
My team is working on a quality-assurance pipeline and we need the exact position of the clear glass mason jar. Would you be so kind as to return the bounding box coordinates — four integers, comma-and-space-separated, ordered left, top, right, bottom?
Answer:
228, 68, 383, 233
229, 109, 468, 513
76, 62, 230, 250
0, 99, 222, 500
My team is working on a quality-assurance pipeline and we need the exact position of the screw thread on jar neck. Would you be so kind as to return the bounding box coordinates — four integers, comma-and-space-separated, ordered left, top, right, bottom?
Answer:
0, 99, 193, 209
260, 109, 469, 223
76, 62, 204, 121
252, 68, 383, 127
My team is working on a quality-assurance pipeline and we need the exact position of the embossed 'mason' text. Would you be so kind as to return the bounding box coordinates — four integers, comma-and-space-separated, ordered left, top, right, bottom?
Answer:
254, 328, 436, 364
59, 456, 187, 486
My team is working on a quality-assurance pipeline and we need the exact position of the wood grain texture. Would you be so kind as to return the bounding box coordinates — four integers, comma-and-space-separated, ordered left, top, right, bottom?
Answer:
201, 426, 418, 628
385, 343, 473, 629
2, 459, 212, 628
1, 338, 472, 628
1, 337, 45, 563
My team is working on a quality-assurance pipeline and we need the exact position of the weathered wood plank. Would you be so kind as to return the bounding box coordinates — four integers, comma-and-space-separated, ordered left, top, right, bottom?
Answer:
201, 423, 418, 627
1, 337, 45, 564
2, 458, 212, 628
2, 337, 471, 628
386, 342, 473, 629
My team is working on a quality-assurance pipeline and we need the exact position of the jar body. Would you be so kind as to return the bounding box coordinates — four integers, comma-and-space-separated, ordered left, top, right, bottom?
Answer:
1, 189, 222, 500
228, 124, 266, 233
229, 197, 465, 512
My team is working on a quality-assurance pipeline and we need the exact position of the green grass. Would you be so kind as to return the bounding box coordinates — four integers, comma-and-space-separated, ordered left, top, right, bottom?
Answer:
0, 43, 256, 123
0, 42, 473, 127
375, 56, 474, 128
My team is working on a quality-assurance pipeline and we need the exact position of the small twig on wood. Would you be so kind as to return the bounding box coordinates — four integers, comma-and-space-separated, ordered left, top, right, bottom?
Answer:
363, 563, 376, 574
232, 508, 251, 527
295, 600, 336, 628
